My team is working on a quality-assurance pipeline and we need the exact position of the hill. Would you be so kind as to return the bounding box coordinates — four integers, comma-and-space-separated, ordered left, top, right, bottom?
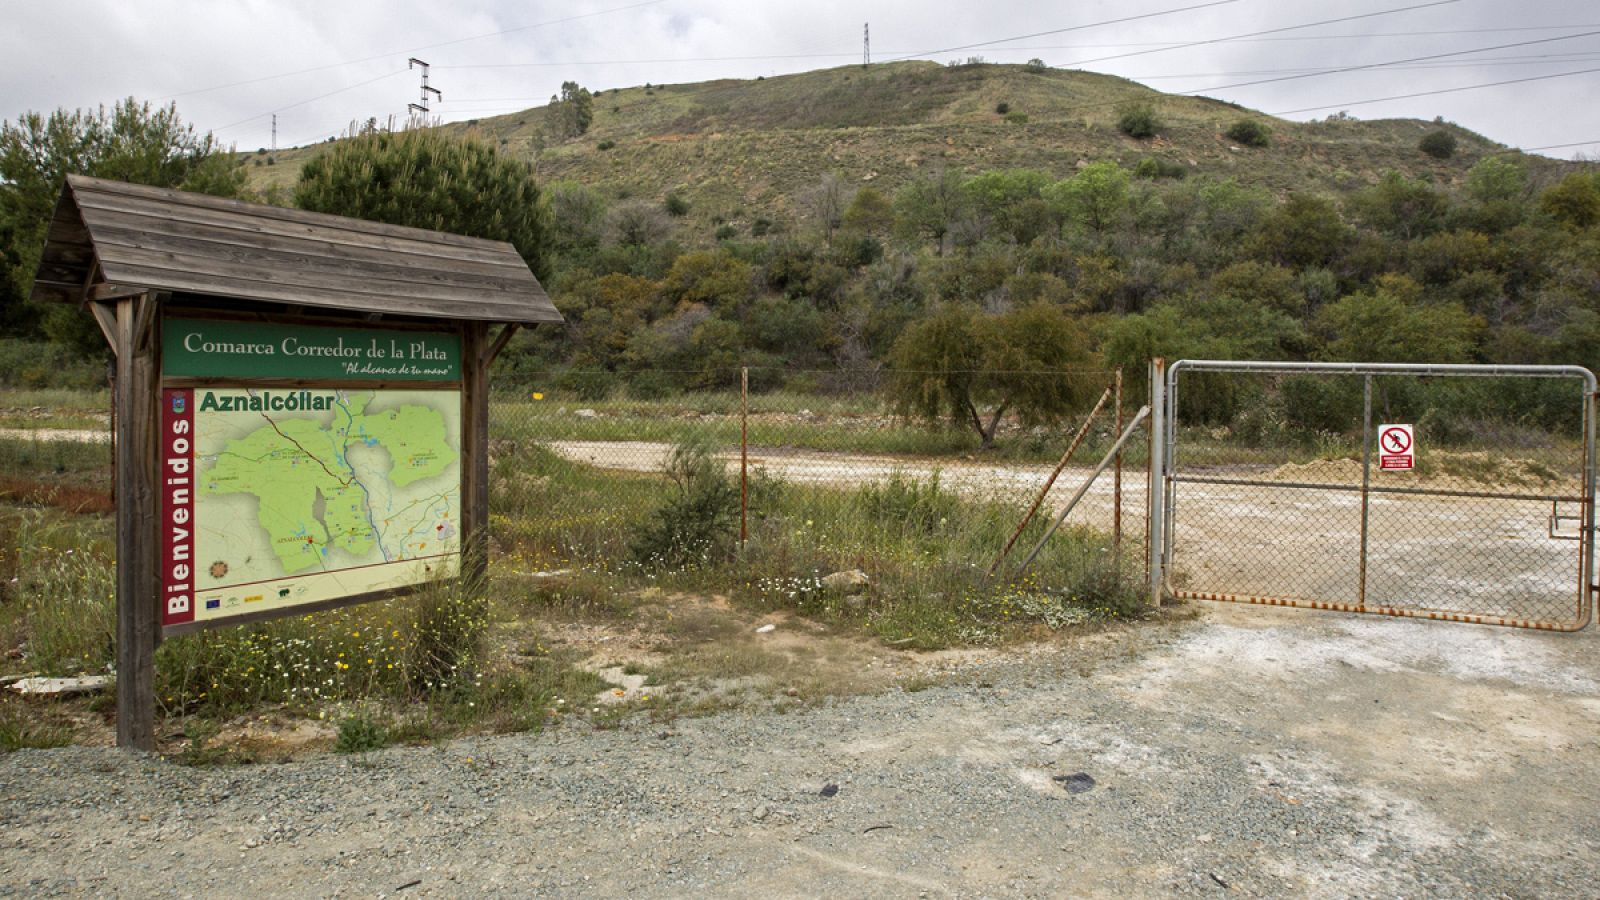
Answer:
242, 60, 1567, 230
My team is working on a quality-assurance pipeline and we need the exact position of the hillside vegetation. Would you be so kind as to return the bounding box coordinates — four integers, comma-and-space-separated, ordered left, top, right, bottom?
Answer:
11, 64, 1599, 444
246, 61, 1565, 228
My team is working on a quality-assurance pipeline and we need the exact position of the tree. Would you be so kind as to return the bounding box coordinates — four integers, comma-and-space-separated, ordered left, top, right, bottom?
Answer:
0, 98, 245, 344
544, 180, 607, 258
1348, 171, 1447, 240
1538, 172, 1600, 231
842, 186, 895, 235
889, 302, 1092, 448
1460, 156, 1530, 232
548, 81, 594, 140
894, 168, 970, 256
1045, 162, 1130, 238
1465, 156, 1528, 204
659, 249, 753, 312
1317, 275, 1481, 363
802, 173, 852, 246
1253, 193, 1350, 268
295, 129, 550, 278
963, 169, 1053, 244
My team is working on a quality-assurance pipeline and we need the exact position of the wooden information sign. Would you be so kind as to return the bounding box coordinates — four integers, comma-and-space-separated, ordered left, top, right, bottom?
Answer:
29, 176, 562, 749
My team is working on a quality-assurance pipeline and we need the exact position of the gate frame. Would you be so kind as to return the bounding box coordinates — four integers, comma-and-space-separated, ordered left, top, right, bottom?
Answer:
1149, 359, 1598, 631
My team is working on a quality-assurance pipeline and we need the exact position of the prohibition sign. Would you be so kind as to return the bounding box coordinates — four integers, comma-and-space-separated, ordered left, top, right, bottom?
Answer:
1379, 426, 1411, 454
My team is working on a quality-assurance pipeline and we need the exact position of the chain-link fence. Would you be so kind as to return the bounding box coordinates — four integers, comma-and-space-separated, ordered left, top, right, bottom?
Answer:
487, 368, 1149, 613
1156, 361, 1595, 631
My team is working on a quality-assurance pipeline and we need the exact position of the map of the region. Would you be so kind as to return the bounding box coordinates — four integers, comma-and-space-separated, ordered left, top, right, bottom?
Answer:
186, 388, 461, 622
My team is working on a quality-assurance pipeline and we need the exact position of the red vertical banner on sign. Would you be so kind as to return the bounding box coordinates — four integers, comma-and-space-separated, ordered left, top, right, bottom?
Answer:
161, 389, 196, 628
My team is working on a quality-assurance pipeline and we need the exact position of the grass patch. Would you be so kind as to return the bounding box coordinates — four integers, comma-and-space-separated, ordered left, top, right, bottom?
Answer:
0, 697, 75, 752
0, 505, 115, 676
334, 712, 390, 754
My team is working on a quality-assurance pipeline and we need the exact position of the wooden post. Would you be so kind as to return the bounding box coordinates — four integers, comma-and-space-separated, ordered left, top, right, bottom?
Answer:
461, 322, 491, 587
114, 293, 160, 751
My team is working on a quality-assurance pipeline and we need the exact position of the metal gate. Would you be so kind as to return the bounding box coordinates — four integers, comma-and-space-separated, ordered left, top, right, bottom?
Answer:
1148, 361, 1596, 631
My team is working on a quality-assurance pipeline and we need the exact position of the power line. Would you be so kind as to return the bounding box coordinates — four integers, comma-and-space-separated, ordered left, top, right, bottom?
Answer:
1128, 53, 1600, 79
213, 68, 408, 133
435, 50, 1600, 106
883, 0, 1244, 63
1185, 28, 1600, 96
166, 0, 667, 101
431, 24, 1600, 71
1058, 0, 1461, 69
1270, 65, 1600, 115
1516, 138, 1600, 152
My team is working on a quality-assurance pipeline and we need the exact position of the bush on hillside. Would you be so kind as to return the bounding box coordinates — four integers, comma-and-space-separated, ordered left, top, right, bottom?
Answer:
1226, 119, 1271, 148
1418, 130, 1457, 160
1117, 102, 1160, 139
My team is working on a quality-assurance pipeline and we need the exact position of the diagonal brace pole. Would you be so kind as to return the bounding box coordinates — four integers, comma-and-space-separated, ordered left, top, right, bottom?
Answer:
1014, 405, 1151, 577
988, 386, 1113, 576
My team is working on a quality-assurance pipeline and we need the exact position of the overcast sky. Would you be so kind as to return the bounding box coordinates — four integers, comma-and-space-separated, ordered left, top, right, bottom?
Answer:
4, 0, 1597, 159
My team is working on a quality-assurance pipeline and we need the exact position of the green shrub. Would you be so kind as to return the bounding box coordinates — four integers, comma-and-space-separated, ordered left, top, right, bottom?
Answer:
0, 340, 105, 389
556, 368, 617, 401
597, 139, 616, 151
630, 436, 738, 569
1226, 119, 1271, 147
1418, 130, 1457, 159
714, 223, 737, 241
664, 192, 690, 217
995, 102, 1011, 115
334, 713, 389, 754
1134, 157, 1187, 180
1023, 58, 1048, 73
855, 470, 958, 534
1117, 102, 1159, 139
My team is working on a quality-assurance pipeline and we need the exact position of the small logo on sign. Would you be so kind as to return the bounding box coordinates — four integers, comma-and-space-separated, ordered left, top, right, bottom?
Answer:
171, 394, 186, 414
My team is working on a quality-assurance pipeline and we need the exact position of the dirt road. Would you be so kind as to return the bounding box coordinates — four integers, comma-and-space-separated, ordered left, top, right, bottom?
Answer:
4, 603, 1597, 897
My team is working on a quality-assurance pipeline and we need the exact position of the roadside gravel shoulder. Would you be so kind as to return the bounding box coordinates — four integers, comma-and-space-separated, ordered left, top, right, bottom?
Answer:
4, 605, 1598, 898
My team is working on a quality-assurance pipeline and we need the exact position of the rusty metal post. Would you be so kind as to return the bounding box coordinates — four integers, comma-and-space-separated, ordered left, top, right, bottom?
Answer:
740, 366, 749, 548
1113, 368, 1123, 563
987, 386, 1112, 576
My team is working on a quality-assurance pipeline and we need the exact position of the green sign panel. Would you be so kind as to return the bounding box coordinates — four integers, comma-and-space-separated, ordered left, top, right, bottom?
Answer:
163, 318, 460, 381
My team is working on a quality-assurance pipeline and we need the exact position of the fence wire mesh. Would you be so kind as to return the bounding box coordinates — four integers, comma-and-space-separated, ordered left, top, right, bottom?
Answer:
487, 368, 1149, 627
1163, 364, 1594, 630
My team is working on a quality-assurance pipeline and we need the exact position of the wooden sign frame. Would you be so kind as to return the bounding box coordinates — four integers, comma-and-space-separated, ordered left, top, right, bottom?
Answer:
32, 176, 559, 751
103, 298, 513, 748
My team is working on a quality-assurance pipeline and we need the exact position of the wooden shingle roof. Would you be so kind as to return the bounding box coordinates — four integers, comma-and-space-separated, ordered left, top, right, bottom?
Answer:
31, 175, 563, 325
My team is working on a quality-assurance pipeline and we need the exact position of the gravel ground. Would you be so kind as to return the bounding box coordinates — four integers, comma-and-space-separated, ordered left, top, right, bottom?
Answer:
3, 603, 1598, 898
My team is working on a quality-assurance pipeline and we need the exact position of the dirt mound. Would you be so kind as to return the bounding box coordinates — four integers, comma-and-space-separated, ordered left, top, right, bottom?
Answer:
1267, 451, 1571, 494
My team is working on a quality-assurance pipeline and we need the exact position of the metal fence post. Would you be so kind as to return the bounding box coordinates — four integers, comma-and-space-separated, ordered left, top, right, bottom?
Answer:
740, 366, 749, 548
1113, 368, 1123, 563
1358, 374, 1373, 610
1148, 358, 1166, 607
